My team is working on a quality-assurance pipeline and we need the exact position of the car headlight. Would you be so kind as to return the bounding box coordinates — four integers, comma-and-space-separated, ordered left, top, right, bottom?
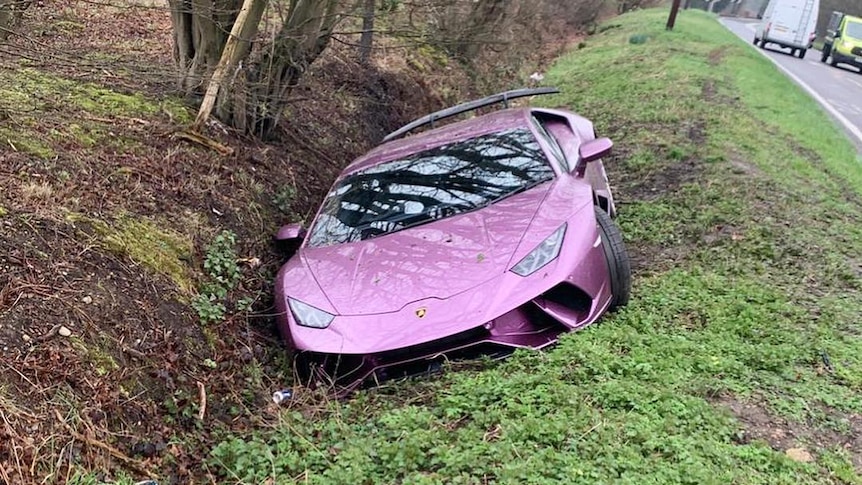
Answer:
843, 40, 854, 50
511, 224, 567, 277
288, 298, 336, 328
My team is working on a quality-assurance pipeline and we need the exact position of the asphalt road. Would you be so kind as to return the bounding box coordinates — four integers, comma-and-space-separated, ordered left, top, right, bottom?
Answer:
721, 18, 862, 150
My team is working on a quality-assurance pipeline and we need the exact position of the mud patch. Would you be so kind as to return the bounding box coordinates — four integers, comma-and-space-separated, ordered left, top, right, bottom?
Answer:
700, 77, 739, 105
625, 157, 701, 202
786, 137, 822, 164
701, 224, 744, 245
708, 46, 728, 66
613, 151, 703, 273
687, 120, 706, 145
627, 242, 690, 275
715, 395, 862, 470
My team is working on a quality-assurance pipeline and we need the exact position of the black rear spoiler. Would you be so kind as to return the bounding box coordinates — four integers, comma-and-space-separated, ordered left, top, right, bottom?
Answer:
382, 87, 560, 143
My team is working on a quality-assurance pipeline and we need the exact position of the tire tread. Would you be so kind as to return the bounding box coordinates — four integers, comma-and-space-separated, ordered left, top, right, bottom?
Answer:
595, 208, 631, 310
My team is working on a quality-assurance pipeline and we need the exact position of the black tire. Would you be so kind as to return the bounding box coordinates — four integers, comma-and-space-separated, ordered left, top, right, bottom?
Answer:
758, 38, 767, 49
791, 48, 798, 57
798, 48, 806, 59
753, 37, 759, 45
830, 54, 838, 66
595, 207, 631, 311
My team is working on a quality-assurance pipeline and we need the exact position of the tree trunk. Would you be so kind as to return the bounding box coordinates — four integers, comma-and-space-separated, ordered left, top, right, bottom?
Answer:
217, 0, 342, 138
194, 0, 260, 130
169, 0, 339, 138
359, 0, 375, 63
168, 0, 265, 93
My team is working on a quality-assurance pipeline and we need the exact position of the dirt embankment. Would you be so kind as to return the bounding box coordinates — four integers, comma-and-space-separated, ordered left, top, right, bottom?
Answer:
0, 1, 469, 482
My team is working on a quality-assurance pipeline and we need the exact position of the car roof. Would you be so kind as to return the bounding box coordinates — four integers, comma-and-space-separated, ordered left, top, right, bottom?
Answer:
342, 108, 535, 176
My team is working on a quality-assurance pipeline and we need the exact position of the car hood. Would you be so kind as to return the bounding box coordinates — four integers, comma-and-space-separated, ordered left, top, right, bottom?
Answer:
301, 184, 552, 315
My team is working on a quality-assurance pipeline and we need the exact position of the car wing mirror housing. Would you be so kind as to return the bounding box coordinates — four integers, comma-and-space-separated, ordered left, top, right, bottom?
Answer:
579, 137, 613, 163
275, 223, 307, 255
276, 223, 307, 241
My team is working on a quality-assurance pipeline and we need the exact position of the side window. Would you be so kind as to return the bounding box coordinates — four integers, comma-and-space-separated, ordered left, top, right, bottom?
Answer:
530, 116, 570, 172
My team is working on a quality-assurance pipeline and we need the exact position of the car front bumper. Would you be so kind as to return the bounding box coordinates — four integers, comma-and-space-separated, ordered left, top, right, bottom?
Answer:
295, 280, 610, 393
832, 49, 862, 68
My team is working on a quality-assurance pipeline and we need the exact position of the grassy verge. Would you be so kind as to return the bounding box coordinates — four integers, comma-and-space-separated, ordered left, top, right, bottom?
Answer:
210, 9, 862, 484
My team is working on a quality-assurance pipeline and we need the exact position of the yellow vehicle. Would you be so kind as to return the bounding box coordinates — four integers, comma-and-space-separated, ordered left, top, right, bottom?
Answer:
821, 11, 862, 71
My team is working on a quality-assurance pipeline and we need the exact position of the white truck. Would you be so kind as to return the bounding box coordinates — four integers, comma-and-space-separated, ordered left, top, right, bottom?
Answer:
753, 0, 820, 59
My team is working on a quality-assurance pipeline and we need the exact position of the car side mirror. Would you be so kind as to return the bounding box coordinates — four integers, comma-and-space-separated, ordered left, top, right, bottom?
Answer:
276, 223, 307, 241
275, 223, 306, 256
579, 137, 613, 163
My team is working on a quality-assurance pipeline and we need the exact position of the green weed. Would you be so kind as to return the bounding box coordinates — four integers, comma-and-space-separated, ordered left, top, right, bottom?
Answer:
193, 230, 241, 324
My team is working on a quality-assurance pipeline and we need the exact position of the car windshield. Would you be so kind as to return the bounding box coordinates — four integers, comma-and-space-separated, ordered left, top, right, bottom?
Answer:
846, 21, 862, 39
306, 127, 554, 248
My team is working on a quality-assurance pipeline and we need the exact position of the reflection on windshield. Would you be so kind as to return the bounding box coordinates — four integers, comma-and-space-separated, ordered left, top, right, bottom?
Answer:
847, 21, 862, 39
307, 127, 554, 248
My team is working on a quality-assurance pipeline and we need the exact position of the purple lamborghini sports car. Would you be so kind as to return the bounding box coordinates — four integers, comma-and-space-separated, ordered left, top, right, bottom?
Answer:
274, 88, 631, 390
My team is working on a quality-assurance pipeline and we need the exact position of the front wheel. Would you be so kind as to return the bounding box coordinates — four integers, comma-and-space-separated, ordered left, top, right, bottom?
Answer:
821, 45, 831, 63
798, 48, 807, 59
595, 208, 631, 311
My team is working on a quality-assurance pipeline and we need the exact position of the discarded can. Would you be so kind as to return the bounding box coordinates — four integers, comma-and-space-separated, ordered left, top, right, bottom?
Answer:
272, 389, 293, 404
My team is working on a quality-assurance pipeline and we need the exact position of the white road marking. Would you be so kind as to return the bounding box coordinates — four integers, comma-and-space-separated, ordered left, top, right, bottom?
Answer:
847, 77, 862, 89
721, 20, 862, 146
